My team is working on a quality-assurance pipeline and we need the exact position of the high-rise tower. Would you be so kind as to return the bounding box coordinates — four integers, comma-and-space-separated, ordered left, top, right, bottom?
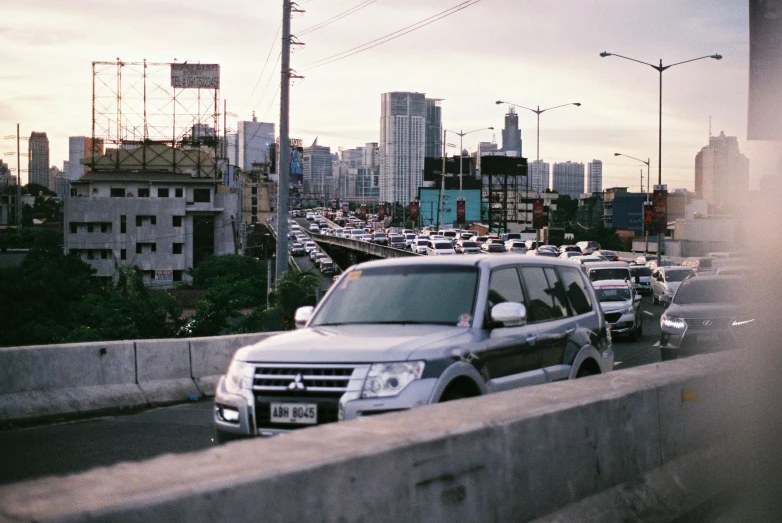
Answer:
28, 132, 50, 188
587, 160, 603, 194
501, 107, 522, 156
552, 161, 585, 199
694, 131, 749, 206
379, 92, 426, 205
425, 98, 443, 160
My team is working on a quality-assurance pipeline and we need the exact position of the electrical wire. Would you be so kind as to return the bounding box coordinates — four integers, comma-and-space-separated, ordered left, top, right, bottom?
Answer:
243, 23, 282, 112
298, 0, 378, 36
303, 0, 483, 70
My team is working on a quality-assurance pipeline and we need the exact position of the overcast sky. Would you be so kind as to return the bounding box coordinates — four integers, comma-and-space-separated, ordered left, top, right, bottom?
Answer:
1, 0, 771, 191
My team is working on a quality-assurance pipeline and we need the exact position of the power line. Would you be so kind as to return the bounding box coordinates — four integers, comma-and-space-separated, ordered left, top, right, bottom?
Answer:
298, 0, 378, 36
303, 0, 482, 70
243, 23, 282, 112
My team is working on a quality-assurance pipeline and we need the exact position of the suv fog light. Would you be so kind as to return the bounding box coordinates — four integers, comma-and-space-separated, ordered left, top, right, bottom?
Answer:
218, 406, 240, 422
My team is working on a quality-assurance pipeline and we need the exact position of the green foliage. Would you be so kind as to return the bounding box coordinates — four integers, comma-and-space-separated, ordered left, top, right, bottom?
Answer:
0, 227, 48, 250
552, 195, 578, 226
187, 254, 263, 287
568, 221, 624, 251
0, 233, 182, 347
267, 270, 320, 330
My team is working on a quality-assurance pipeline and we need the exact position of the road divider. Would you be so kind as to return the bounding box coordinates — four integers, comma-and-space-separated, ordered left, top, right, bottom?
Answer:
0, 333, 280, 425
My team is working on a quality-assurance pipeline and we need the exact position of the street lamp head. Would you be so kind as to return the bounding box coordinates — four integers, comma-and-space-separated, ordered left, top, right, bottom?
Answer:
495, 100, 503, 105
614, 153, 621, 156
488, 126, 494, 130
712, 54, 723, 60
599, 51, 612, 57
573, 103, 582, 106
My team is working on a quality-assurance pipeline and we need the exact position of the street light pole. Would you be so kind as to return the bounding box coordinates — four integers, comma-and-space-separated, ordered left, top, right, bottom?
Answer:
495, 100, 581, 231
600, 51, 721, 265
615, 153, 650, 254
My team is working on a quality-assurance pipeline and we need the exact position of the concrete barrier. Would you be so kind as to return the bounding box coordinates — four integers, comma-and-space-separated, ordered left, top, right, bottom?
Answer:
135, 339, 200, 405
0, 332, 284, 425
0, 351, 750, 522
0, 340, 142, 423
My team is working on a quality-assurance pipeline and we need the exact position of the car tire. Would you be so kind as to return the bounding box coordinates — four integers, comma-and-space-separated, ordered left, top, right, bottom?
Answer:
653, 293, 658, 305
576, 365, 597, 378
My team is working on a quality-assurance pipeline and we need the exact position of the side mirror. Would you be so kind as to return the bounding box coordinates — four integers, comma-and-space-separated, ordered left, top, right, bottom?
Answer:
634, 295, 642, 302
490, 302, 527, 327
294, 306, 314, 329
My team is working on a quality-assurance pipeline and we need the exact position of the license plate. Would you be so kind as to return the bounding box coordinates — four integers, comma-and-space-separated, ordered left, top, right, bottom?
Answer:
270, 403, 317, 424
696, 333, 720, 344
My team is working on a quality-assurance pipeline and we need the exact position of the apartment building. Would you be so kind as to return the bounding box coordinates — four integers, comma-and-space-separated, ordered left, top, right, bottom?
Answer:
65, 171, 237, 288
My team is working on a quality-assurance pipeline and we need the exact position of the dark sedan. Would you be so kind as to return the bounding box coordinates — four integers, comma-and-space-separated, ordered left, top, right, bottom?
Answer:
658, 276, 754, 361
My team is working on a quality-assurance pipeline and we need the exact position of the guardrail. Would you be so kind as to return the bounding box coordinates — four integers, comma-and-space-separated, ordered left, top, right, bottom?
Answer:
0, 333, 281, 425
0, 351, 754, 521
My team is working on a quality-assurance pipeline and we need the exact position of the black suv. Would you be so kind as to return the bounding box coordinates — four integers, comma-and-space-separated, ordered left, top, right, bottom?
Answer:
215, 256, 613, 440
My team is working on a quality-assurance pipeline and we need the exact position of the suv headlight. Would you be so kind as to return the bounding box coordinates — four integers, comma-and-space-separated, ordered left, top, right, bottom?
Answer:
225, 360, 253, 395
361, 362, 425, 398
661, 314, 687, 333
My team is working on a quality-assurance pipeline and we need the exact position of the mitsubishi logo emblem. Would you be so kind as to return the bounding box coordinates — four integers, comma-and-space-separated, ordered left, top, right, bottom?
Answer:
702, 320, 713, 327
288, 373, 306, 391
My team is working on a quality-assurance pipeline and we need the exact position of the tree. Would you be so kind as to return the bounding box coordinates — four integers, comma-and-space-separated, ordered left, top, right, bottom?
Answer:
266, 270, 320, 330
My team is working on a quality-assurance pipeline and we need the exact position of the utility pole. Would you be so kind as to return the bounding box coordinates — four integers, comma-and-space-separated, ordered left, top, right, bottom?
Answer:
276, 0, 304, 282
17, 124, 22, 226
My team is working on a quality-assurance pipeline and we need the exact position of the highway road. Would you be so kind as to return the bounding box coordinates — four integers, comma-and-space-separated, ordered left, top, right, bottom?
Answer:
0, 296, 664, 486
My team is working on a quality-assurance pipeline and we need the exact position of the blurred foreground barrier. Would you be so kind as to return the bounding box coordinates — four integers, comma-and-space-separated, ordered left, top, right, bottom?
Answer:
0, 351, 755, 522
0, 332, 279, 424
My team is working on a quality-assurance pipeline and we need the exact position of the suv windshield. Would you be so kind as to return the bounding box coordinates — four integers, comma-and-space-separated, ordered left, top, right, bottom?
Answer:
629, 267, 653, 277
311, 266, 479, 326
666, 269, 695, 282
589, 268, 630, 281
595, 287, 631, 302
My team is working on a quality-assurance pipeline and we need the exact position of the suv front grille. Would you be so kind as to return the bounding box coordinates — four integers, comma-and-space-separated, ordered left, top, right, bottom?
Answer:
252, 364, 356, 393
605, 312, 623, 324
682, 317, 734, 330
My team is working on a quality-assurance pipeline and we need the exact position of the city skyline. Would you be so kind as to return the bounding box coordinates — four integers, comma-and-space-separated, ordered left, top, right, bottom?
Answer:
1, 1, 766, 192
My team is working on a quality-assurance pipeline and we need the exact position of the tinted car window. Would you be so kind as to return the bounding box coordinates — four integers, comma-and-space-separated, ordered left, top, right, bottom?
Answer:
665, 269, 695, 282
559, 267, 593, 315
544, 267, 571, 318
487, 267, 525, 310
629, 267, 653, 277
589, 268, 630, 281
519, 266, 557, 323
311, 266, 479, 326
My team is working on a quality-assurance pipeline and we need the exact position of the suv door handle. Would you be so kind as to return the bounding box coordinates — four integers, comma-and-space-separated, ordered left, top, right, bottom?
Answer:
526, 334, 538, 344
565, 326, 576, 335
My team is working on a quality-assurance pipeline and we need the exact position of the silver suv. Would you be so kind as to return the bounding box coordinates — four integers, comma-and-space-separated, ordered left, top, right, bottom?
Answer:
215, 256, 613, 441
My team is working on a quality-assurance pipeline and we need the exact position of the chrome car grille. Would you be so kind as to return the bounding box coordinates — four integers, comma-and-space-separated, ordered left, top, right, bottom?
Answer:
252, 364, 355, 393
682, 317, 734, 330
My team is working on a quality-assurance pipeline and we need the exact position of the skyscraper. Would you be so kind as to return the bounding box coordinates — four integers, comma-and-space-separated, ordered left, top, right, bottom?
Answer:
303, 138, 334, 200
237, 114, 275, 172
552, 161, 585, 199
425, 98, 442, 159
501, 107, 522, 157
379, 92, 426, 205
587, 159, 603, 194
529, 159, 550, 193
28, 132, 49, 188
694, 131, 749, 206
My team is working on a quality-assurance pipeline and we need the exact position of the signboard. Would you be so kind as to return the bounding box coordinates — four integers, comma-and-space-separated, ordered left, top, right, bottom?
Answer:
644, 202, 654, 225
532, 198, 545, 229
359, 204, 367, 219
409, 201, 419, 222
155, 269, 173, 282
170, 64, 220, 89
652, 187, 668, 234
456, 198, 466, 224
342, 203, 349, 213
378, 204, 385, 221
